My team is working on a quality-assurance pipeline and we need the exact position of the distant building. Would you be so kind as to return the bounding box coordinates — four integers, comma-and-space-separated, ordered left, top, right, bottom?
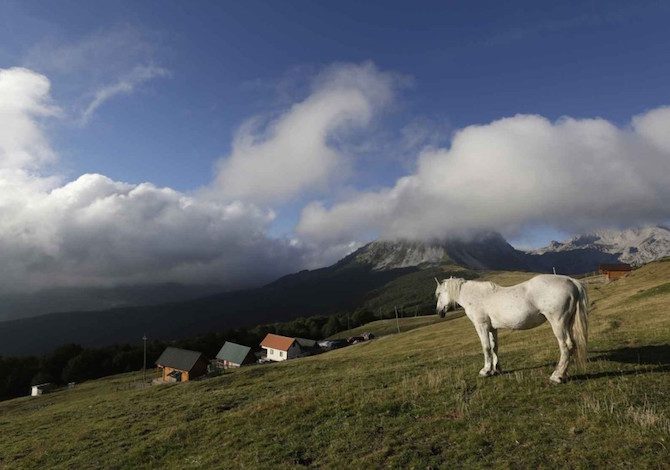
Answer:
155, 347, 208, 383
317, 339, 348, 351
30, 383, 54, 397
215, 342, 256, 369
260, 333, 317, 362
599, 263, 633, 281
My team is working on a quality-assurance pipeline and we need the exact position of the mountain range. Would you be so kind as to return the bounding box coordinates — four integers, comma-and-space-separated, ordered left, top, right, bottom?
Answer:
0, 225, 668, 356
348, 225, 670, 273
530, 226, 670, 266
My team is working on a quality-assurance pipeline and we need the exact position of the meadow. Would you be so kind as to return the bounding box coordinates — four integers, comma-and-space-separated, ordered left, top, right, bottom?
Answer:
0, 261, 668, 468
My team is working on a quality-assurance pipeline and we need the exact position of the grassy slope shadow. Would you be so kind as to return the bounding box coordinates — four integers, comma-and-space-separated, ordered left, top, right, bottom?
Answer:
571, 344, 670, 380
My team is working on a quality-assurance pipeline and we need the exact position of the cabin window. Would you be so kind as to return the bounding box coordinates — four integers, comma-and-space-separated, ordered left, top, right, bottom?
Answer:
280, 351, 284, 358
269, 348, 274, 355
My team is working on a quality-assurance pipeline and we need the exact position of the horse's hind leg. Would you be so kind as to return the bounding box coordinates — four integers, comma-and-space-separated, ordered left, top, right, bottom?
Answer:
489, 329, 502, 374
548, 318, 573, 384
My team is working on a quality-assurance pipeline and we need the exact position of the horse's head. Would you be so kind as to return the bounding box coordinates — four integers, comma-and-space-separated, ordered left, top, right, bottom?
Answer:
435, 277, 465, 317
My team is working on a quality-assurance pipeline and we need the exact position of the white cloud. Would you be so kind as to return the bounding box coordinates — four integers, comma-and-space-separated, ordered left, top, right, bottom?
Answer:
4, 63, 670, 296
211, 62, 398, 204
79, 64, 168, 125
297, 109, 670, 244
0, 171, 304, 292
0, 67, 302, 294
0, 67, 59, 169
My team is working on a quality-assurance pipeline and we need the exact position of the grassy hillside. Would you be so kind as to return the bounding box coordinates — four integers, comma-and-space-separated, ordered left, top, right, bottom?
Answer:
360, 264, 477, 317
329, 314, 449, 339
331, 271, 536, 339
1, 262, 669, 468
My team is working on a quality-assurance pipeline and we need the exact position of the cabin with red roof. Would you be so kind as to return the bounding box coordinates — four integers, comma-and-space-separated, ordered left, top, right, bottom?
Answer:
260, 333, 316, 362
599, 263, 633, 281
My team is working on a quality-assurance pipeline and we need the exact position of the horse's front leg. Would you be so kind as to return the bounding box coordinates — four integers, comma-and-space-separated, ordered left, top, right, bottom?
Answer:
474, 323, 495, 377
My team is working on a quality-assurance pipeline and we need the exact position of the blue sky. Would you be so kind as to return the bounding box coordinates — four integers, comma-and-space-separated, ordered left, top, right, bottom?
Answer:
0, 0, 669, 290
3, 1, 668, 187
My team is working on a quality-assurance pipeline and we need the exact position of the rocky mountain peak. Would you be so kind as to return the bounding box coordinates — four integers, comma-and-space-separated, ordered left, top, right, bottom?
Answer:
530, 225, 670, 266
352, 239, 449, 270
348, 231, 525, 272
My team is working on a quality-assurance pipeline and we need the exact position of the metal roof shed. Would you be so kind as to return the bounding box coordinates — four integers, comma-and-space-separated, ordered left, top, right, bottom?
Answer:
216, 342, 255, 367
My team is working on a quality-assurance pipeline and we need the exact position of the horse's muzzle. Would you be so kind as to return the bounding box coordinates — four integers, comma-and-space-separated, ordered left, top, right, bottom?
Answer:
436, 304, 452, 317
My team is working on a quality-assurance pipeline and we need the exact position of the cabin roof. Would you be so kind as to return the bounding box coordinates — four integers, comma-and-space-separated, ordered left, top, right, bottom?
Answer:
155, 347, 204, 371
260, 333, 295, 351
295, 337, 317, 348
260, 333, 317, 351
32, 383, 52, 388
599, 263, 632, 272
216, 341, 253, 365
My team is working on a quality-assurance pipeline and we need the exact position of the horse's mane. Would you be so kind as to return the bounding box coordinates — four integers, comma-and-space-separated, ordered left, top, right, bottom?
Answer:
443, 277, 466, 300
441, 278, 501, 301
480, 280, 500, 291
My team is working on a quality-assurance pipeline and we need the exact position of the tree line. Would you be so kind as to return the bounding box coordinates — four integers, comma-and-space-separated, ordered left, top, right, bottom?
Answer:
0, 308, 379, 401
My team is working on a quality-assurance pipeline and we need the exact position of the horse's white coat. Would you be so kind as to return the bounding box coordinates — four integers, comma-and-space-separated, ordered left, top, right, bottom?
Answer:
435, 275, 588, 383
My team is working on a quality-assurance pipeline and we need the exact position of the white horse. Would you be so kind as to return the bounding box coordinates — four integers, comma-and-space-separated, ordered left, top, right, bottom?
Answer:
435, 275, 588, 383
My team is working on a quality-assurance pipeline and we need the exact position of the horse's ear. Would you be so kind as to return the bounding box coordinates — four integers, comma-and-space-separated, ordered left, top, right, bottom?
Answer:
434, 277, 440, 286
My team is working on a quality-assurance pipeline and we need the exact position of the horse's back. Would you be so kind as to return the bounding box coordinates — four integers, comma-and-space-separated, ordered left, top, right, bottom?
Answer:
526, 274, 579, 292
526, 274, 580, 315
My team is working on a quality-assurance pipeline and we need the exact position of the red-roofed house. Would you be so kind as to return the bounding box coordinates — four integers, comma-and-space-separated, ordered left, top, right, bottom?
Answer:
260, 333, 316, 362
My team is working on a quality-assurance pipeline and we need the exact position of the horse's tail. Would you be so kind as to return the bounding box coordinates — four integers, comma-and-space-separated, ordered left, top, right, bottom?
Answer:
569, 278, 589, 368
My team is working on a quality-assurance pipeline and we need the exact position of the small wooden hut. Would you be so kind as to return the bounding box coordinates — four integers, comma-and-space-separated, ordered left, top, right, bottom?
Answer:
155, 347, 208, 383
598, 263, 632, 281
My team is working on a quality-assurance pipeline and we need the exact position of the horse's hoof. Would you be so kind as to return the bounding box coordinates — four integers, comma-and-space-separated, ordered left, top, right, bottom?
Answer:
479, 369, 494, 377
549, 374, 564, 384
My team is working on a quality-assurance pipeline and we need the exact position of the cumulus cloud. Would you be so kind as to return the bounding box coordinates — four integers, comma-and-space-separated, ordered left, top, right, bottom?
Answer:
297, 110, 670, 244
0, 67, 59, 169
212, 62, 398, 204
0, 171, 305, 292
4, 62, 670, 296
0, 67, 302, 294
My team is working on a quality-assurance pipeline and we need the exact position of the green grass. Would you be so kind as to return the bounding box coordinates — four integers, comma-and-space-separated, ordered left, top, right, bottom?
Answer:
629, 282, 670, 301
361, 264, 478, 316
328, 314, 451, 339
1, 263, 670, 468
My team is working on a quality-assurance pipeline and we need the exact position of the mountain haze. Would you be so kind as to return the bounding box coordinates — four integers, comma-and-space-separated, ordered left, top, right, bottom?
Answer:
0, 226, 668, 356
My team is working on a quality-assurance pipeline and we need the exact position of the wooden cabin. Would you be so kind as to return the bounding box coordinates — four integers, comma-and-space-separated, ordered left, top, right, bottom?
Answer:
215, 341, 256, 369
598, 263, 633, 281
260, 333, 317, 362
155, 347, 208, 383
